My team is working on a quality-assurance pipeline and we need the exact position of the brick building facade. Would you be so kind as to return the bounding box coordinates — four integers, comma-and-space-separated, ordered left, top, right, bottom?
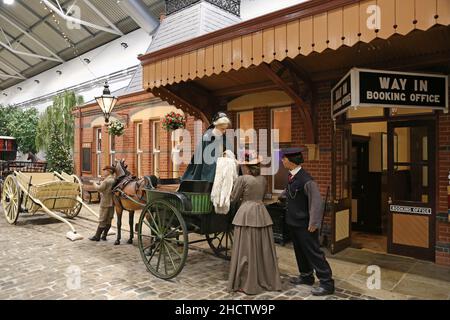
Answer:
74, 90, 201, 181
73, 0, 450, 266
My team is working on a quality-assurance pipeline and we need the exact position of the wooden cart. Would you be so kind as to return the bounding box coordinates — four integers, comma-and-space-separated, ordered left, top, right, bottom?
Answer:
1, 171, 99, 241
137, 180, 234, 279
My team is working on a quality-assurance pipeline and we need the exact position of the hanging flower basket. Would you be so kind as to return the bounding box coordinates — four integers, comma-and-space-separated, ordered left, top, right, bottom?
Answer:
162, 112, 186, 131
107, 120, 125, 136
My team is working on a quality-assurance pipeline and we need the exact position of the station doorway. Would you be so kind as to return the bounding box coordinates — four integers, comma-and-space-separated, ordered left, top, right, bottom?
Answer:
350, 121, 388, 253
331, 115, 437, 261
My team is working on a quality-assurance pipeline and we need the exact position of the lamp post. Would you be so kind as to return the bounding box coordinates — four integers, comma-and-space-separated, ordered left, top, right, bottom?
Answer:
95, 81, 117, 124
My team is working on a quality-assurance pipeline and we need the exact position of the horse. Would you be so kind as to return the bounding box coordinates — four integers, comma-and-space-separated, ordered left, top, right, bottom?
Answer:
27, 152, 41, 162
111, 159, 158, 245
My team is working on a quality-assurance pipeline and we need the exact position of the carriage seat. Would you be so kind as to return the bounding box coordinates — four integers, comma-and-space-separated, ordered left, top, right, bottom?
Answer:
177, 180, 213, 193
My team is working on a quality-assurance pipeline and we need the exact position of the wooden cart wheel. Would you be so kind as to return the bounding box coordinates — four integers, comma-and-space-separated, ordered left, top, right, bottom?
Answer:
61, 201, 82, 219
137, 200, 188, 280
206, 226, 234, 260
1, 175, 21, 224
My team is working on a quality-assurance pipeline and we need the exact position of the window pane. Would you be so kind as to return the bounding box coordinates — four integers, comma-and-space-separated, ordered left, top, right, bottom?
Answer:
237, 111, 254, 144
393, 165, 428, 203
394, 126, 427, 164
97, 129, 102, 151
272, 107, 291, 143
110, 135, 115, 152
154, 122, 160, 150
137, 123, 142, 151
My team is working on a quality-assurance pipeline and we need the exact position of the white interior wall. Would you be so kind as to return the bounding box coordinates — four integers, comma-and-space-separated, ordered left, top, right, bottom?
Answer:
0, 1, 309, 112
0, 29, 152, 111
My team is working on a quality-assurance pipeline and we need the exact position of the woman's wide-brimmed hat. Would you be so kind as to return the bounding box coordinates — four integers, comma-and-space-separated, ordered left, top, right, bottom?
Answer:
237, 150, 263, 165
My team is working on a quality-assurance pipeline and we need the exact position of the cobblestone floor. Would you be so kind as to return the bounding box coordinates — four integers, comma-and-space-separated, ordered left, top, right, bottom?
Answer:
0, 206, 449, 300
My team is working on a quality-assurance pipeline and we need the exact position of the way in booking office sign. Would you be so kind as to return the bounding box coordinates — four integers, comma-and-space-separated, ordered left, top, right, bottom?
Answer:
358, 70, 448, 109
331, 68, 449, 119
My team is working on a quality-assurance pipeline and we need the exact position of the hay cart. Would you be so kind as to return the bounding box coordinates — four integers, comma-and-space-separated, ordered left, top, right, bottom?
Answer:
1, 171, 99, 241
137, 180, 234, 280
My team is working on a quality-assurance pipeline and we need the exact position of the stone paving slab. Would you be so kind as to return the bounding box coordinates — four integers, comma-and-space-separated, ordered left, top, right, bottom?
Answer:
0, 205, 449, 300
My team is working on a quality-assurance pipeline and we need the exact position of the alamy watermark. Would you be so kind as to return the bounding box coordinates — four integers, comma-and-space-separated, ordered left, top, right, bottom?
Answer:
170, 121, 280, 175
366, 265, 381, 290
65, 265, 81, 290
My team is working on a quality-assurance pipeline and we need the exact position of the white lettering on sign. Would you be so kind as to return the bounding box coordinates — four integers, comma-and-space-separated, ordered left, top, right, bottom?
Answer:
367, 91, 407, 101
379, 77, 407, 90
390, 205, 432, 215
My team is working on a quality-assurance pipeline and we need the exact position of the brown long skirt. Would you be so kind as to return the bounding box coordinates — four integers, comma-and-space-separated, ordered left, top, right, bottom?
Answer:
227, 225, 282, 295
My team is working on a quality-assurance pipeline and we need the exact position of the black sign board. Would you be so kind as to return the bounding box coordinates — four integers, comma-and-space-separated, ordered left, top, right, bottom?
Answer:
331, 68, 449, 118
331, 71, 353, 118
359, 70, 448, 108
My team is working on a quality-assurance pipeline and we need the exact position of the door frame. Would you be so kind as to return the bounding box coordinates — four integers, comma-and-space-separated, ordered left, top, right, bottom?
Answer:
351, 135, 370, 231
387, 119, 436, 261
331, 124, 352, 253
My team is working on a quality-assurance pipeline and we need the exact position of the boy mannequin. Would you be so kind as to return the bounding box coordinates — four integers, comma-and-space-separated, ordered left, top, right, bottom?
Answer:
89, 166, 116, 241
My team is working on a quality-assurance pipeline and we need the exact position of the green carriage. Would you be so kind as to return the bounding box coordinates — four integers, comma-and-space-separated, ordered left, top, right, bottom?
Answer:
137, 180, 234, 279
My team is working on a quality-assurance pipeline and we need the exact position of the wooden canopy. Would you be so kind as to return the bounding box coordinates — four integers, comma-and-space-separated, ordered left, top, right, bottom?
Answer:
139, 0, 450, 143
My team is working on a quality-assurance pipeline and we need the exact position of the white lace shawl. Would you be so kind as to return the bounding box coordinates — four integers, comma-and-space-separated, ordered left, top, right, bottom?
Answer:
211, 151, 238, 214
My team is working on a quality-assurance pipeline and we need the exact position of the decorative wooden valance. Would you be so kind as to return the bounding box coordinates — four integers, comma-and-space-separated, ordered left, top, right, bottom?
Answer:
141, 0, 450, 89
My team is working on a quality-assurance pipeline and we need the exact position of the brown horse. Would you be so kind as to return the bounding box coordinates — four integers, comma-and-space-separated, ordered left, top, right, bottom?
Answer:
27, 152, 41, 162
111, 159, 157, 245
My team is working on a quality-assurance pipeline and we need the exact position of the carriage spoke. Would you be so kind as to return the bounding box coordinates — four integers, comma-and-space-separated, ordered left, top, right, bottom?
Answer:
163, 242, 177, 271
164, 239, 183, 259
146, 239, 162, 263
156, 242, 163, 273
138, 200, 187, 279
163, 242, 168, 274
140, 234, 156, 240
164, 238, 185, 246
143, 217, 159, 235
165, 225, 183, 239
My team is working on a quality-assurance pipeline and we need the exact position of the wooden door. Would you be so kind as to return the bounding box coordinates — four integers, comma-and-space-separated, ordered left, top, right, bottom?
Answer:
331, 124, 352, 253
387, 120, 436, 261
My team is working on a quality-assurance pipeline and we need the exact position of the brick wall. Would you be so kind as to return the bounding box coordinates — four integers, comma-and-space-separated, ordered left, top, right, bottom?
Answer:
74, 99, 198, 180
436, 107, 450, 265
227, 80, 449, 266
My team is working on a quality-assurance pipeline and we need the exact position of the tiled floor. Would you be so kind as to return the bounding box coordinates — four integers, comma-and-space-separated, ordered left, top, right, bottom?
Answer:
0, 203, 449, 300
351, 231, 387, 253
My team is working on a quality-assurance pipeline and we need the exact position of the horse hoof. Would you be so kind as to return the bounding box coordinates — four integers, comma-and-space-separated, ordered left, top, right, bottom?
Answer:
127, 239, 133, 244
114, 240, 120, 245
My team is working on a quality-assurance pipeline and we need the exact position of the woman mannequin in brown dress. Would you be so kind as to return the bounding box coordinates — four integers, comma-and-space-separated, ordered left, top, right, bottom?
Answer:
227, 153, 282, 295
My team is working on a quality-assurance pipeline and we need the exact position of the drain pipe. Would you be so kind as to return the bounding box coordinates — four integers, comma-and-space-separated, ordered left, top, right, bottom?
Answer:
118, 0, 160, 34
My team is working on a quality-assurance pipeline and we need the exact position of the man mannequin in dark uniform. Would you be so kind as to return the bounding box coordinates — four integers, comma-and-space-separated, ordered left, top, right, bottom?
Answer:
280, 148, 335, 296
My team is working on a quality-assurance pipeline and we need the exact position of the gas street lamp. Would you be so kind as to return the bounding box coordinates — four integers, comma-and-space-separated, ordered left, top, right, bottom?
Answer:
95, 81, 117, 124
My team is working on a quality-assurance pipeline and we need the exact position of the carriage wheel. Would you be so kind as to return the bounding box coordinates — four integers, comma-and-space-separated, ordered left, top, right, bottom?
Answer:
137, 200, 188, 280
61, 201, 82, 219
206, 226, 234, 260
1, 175, 21, 224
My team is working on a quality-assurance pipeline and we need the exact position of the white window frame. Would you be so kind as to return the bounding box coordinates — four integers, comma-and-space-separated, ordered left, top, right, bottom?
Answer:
136, 122, 143, 178
96, 128, 102, 178
109, 134, 116, 166
152, 120, 161, 177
